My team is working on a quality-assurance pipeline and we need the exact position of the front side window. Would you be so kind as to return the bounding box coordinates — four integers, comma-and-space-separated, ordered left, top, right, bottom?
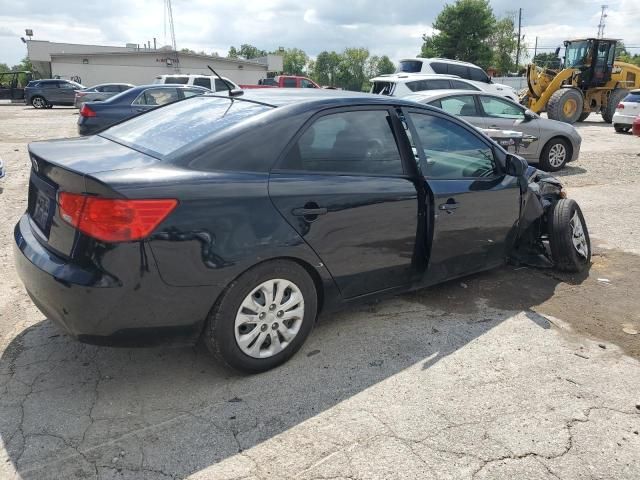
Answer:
182, 88, 206, 98
448, 64, 469, 79
193, 77, 212, 89
479, 96, 524, 119
301, 79, 316, 88
469, 68, 490, 83
438, 95, 480, 116
133, 88, 180, 106
281, 110, 404, 176
451, 80, 480, 91
409, 113, 495, 179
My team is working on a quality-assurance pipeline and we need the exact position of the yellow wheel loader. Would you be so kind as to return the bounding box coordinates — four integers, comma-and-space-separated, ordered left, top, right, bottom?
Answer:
520, 38, 640, 124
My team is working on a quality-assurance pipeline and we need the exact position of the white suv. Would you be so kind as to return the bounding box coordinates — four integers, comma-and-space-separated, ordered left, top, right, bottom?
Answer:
153, 74, 239, 94
370, 73, 518, 101
394, 58, 518, 100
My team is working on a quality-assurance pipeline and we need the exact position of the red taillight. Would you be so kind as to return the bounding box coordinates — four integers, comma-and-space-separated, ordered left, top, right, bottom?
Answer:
80, 104, 96, 117
617, 103, 624, 109
58, 192, 178, 242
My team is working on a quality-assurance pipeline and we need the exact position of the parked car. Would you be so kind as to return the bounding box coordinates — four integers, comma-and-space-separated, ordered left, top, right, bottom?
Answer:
370, 73, 518, 101
24, 79, 85, 108
153, 74, 239, 93
404, 90, 582, 171
395, 57, 518, 100
74, 83, 134, 108
633, 115, 640, 136
77, 84, 210, 136
612, 89, 640, 133
14, 89, 590, 373
240, 75, 320, 89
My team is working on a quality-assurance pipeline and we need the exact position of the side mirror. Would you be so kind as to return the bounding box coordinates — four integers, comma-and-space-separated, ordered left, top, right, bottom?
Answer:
555, 47, 561, 57
505, 154, 528, 177
524, 109, 537, 121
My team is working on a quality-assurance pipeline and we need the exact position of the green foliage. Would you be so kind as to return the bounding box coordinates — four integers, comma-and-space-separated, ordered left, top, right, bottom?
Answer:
0, 63, 10, 73
420, 0, 495, 68
533, 52, 562, 69
312, 51, 342, 86
282, 48, 309, 75
337, 48, 370, 91
227, 44, 267, 60
489, 17, 518, 75
377, 55, 396, 75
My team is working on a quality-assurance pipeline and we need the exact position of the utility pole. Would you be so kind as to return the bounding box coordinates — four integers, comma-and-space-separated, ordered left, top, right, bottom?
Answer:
533, 36, 538, 61
515, 8, 523, 70
597, 5, 608, 39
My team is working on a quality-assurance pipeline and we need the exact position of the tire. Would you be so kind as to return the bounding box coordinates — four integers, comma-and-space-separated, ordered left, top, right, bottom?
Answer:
576, 112, 590, 122
203, 260, 318, 373
613, 124, 629, 133
31, 96, 48, 109
547, 88, 584, 124
602, 88, 628, 124
548, 199, 591, 273
539, 137, 570, 172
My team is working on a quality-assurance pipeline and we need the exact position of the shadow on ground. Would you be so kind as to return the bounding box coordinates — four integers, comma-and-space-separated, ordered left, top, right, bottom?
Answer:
5, 248, 638, 479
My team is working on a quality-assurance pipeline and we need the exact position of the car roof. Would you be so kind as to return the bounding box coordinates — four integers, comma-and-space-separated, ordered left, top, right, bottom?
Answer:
404, 89, 513, 102
204, 88, 444, 112
370, 73, 460, 82
130, 84, 210, 92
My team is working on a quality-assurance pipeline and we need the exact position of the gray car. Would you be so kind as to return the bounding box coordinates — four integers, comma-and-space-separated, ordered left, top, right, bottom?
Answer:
404, 90, 582, 171
74, 83, 134, 108
24, 79, 84, 109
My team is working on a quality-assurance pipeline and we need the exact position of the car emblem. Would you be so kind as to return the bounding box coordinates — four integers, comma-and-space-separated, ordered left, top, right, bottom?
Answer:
31, 157, 38, 172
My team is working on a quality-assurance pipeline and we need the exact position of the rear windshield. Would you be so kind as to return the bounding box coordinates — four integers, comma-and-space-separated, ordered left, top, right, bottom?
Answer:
623, 92, 640, 103
163, 76, 189, 84
397, 60, 422, 73
102, 96, 272, 158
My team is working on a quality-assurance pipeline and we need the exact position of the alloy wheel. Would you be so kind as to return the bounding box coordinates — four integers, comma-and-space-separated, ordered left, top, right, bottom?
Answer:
570, 211, 588, 258
548, 143, 567, 168
234, 279, 305, 359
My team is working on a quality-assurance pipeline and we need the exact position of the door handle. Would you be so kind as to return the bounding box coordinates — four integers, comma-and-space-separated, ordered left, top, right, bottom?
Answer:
292, 202, 327, 221
438, 199, 459, 212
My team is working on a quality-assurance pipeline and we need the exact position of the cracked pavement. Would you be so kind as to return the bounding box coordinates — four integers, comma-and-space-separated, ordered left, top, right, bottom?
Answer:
1, 107, 639, 479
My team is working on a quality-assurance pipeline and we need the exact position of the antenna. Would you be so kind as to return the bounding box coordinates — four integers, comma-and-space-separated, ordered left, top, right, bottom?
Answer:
597, 5, 608, 39
164, 0, 177, 52
207, 65, 244, 97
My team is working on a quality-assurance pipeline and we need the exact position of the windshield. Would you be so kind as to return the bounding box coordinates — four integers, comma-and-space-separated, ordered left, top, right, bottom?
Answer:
564, 40, 592, 68
102, 96, 272, 158
396, 60, 423, 73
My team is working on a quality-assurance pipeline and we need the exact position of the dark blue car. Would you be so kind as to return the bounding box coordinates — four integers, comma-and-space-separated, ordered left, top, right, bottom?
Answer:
77, 84, 210, 135
15, 89, 590, 373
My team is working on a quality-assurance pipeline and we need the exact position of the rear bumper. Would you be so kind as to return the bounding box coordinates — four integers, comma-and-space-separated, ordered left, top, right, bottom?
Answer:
612, 112, 636, 126
13, 214, 218, 346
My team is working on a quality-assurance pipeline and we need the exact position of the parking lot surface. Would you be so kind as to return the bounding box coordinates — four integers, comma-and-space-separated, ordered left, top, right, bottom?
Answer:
1, 106, 639, 480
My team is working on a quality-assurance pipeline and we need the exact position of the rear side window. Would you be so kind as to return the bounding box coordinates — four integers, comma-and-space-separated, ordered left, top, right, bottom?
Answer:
470, 68, 490, 83
102, 84, 122, 93
132, 88, 180, 106
623, 92, 640, 103
439, 95, 480, 116
103, 96, 272, 158
397, 60, 423, 73
280, 110, 404, 176
164, 76, 188, 84
193, 77, 211, 89
448, 64, 469, 79
407, 79, 451, 92
430, 62, 448, 74
282, 78, 297, 88
371, 81, 394, 95
451, 80, 480, 90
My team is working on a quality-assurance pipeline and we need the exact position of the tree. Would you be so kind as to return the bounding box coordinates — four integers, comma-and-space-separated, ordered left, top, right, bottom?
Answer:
311, 51, 341, 86
533, 52, 561, 69
420, 0, 495, 68
0, 63, 10, 73
489, 17, 518, 74
227, 44, 267, 60
377, 55, 395, 75
282, 48, 309, 75
337, 47, 370, 91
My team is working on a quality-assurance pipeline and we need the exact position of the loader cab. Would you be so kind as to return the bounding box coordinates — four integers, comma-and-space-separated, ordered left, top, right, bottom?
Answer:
564, 38, 618, 88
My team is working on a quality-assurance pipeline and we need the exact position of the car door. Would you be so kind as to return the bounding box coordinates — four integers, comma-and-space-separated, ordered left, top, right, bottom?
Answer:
131, 87, 180, 114
430, 94, 487, 128
269, 107, 423, 299
404, 108, 521, 284
58, 81, 78, 104
43, 81, 63, 103
478, 95, 541, 158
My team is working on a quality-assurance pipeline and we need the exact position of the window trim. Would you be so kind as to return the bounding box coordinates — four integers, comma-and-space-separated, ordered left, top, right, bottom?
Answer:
402, 107, 503, 180
272, 105, 416, 178
477, 94, 526, 119
436, 94, 483, 117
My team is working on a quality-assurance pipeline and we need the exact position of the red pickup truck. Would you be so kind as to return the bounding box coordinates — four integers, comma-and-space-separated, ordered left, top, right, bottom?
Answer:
240, 75, 320, 89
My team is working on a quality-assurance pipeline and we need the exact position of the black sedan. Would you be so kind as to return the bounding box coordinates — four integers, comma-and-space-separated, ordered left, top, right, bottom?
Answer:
77, 84, 210, 136
15, 89, 590, 373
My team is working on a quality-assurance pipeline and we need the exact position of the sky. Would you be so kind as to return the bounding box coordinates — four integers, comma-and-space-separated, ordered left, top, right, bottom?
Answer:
1, 0, 639, 67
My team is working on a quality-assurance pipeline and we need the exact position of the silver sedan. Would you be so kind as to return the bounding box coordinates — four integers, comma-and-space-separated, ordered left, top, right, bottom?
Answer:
404, 90, 582, 171
74, 83, 134, 108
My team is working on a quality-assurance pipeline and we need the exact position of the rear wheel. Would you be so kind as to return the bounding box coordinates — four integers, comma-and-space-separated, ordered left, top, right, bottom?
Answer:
548, 199, 591, 272
614, 124, 630, 133
547, 88, 584, 124
31, 96, 47, 109
203, 260, 318, 373
602, 88, 628, 124
539, 137, 570, 172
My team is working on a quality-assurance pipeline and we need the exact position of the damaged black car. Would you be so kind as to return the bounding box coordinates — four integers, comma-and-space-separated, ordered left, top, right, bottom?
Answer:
14, 90, 590, 373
